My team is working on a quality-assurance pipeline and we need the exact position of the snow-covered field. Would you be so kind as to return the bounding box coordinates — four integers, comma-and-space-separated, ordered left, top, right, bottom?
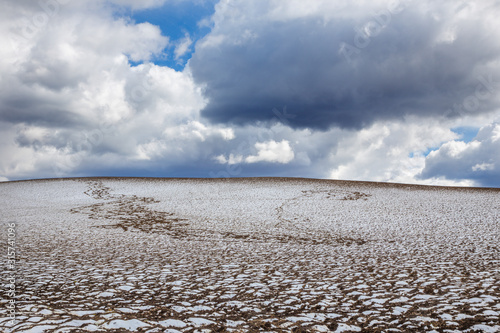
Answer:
1, 177, 499, 333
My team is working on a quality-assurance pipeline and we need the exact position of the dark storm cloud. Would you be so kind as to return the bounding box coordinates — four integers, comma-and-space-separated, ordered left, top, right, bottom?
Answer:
189, 3, 500, 130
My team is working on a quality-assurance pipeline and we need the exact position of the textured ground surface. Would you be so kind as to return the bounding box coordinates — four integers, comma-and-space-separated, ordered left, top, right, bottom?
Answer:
1, 177, 499, 332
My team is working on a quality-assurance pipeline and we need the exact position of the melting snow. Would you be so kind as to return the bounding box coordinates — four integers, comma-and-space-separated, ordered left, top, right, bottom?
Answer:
1, 178, 499, 332
103, 319, 149, 330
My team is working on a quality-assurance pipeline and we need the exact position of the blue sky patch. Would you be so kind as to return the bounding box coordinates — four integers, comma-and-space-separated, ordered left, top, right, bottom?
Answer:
125, 1, 217, 71
451, 126, 479, 143
409, 147, 438, 159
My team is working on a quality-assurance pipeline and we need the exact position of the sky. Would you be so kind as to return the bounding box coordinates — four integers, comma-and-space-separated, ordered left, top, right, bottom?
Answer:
1, 0, 500, 187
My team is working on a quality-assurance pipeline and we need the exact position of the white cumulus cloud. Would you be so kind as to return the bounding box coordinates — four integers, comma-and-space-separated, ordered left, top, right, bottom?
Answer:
419, 123, 500, 186
245, 140, 294, 164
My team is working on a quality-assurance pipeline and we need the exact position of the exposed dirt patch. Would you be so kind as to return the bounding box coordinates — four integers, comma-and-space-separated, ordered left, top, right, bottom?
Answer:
71, 180, 189, 235
341, 191, 372, 200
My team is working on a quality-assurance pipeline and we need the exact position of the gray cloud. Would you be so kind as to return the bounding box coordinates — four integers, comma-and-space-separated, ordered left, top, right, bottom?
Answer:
189, 0, 500, 130
0, 93, 86, 128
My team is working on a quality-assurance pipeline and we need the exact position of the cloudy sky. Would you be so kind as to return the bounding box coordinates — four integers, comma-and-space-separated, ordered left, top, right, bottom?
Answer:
2, 0, 500, 186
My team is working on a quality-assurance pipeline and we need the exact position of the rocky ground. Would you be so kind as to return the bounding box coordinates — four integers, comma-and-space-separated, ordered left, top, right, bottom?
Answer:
1, 177, 499, 332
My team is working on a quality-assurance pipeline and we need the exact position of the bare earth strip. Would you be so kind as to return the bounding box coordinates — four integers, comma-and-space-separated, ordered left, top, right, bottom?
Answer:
1, 177, 499, 332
